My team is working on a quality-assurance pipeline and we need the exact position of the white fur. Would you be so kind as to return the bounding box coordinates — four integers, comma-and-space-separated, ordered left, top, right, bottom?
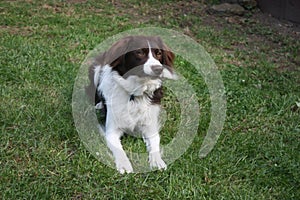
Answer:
96, 65, 166, 173
143, 41, 163, 76
161, 68, 178, 80
94, 65, 102, 86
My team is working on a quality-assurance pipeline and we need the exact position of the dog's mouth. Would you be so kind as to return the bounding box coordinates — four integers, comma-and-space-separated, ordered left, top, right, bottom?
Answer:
122, 65, 177, 80
122, 65, 149, 79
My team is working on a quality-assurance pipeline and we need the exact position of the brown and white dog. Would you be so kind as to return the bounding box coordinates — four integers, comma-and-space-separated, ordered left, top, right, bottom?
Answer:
86, 36, 177, 173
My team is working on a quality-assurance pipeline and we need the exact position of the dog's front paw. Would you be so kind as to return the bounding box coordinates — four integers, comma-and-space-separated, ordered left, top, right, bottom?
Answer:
115, 157, 133, 174
149, 152, 167, 170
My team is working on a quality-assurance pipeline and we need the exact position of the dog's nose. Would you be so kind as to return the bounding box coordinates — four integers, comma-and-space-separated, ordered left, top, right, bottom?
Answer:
151, 65, 163, 75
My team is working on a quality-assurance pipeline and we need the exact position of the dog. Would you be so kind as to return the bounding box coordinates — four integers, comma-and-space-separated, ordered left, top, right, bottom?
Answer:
86, 36, 177, 173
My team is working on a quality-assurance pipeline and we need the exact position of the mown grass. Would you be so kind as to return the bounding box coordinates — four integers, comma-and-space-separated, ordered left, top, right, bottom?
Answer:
1, 0, 299, 199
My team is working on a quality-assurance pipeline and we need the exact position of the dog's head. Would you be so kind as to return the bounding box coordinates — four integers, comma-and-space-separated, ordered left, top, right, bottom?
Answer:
87, 36, 176, 105
102, 36, 176, 79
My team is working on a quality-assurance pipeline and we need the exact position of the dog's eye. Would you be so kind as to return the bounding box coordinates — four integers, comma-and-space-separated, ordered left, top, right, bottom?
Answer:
155, 50, 162, 56
136, 50, 145, 57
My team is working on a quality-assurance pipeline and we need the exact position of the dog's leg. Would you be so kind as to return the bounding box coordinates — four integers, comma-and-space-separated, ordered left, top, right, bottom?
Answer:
105, 130, 133, 174
143, 133, 167, 170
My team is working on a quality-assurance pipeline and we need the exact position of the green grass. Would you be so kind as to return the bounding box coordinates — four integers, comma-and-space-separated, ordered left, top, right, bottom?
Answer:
1, 0, 299, 199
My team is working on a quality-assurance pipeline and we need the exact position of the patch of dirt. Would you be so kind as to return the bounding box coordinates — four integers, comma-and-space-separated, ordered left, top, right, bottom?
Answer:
0, 25, 34, 36
255, 12, 300, 37
65, 0, 88, 3
41, 3, 76, 16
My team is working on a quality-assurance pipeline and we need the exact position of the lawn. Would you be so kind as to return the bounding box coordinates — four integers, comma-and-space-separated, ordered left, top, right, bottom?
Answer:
1, 0, 299, 199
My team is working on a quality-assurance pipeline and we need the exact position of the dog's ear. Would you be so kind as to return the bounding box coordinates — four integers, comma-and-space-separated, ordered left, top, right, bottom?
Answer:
163, 49, 175, 69
155, 37, 177, 80
105, 36, 132, 68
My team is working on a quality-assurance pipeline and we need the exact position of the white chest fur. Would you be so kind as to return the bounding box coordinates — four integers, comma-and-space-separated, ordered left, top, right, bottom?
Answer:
98, 65, 161, 135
